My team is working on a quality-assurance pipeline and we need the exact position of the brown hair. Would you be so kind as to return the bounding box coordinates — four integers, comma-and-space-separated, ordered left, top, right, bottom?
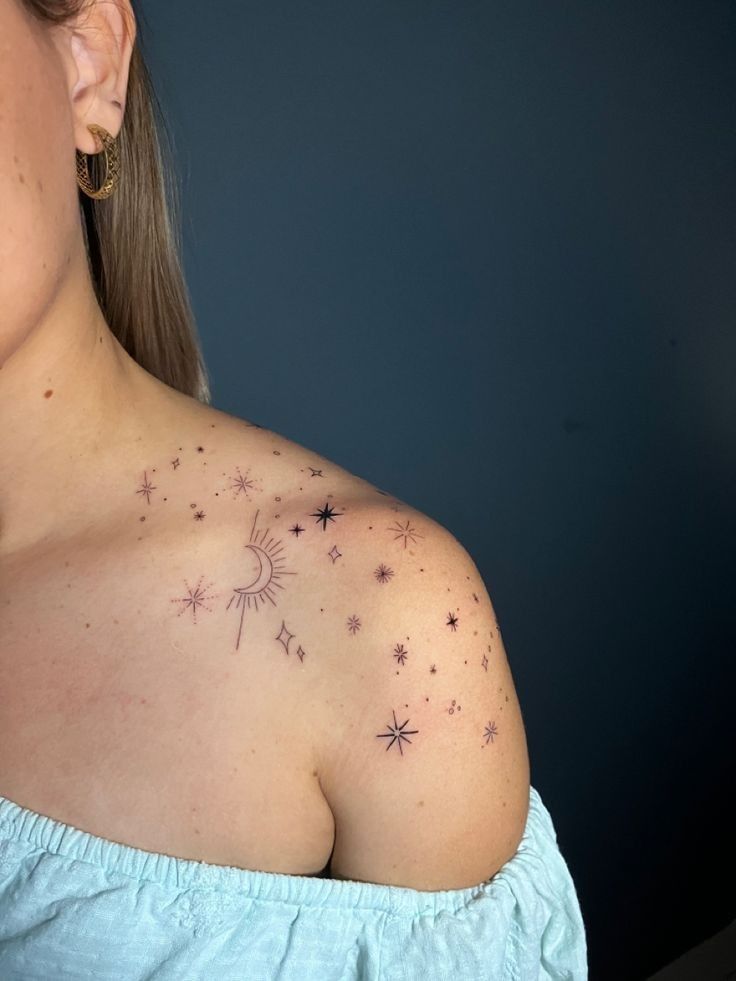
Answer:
22, 0, 211, 403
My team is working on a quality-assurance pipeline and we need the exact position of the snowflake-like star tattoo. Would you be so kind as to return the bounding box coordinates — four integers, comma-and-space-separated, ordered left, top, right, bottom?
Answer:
376, 709, 419, 755
483, 721, 499, 744
170, 577, 218, 624
393, 643, 408, 665
387, 519, 424, 549
136, 471, 157, 505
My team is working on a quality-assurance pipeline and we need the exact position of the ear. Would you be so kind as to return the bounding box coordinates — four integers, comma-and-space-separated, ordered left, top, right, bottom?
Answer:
59, 0, 137, 154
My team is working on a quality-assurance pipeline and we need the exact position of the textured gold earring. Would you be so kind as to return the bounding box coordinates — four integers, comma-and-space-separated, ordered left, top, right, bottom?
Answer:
75, 123, 120, 199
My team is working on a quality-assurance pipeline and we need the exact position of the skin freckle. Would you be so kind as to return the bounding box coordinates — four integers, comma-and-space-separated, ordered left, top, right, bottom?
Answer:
43, 389, 53, 398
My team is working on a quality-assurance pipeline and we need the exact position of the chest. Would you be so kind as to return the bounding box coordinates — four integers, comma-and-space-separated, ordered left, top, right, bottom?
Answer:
0, 545, 336, 877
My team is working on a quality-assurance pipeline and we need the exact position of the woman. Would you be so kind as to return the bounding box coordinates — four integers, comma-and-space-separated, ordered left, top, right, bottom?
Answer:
0, 0, 587, 977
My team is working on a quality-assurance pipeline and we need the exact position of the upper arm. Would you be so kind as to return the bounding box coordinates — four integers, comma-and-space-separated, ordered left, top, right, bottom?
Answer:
314, 507, 531, 891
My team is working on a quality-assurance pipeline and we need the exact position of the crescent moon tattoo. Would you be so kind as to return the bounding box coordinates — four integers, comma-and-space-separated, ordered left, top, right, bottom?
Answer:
227, 509, 297, 650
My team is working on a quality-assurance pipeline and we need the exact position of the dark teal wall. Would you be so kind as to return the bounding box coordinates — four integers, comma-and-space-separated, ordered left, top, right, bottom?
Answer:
140, 3, 736, 977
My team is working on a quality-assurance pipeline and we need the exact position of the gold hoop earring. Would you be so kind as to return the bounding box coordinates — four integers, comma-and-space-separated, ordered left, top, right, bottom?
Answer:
75, 123, 120, 199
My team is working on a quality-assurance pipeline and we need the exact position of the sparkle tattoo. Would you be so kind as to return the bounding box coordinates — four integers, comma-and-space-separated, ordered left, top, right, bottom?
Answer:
226, 509, 297, 650
376, 709, 419, 755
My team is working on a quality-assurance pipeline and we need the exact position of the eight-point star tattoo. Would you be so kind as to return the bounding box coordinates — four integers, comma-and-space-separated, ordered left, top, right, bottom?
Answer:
376, 709, 419, 755
347, 614, 361, 634
230, 465, 260, 500
374, 563, 395, 584
136, 471, 157, 504
392, 643, 408, 665
310, 501, 343, 530
387, 519, 424, 549
483, 721, 499, 744
446, 611, 459, 631
170, 577, 218, 624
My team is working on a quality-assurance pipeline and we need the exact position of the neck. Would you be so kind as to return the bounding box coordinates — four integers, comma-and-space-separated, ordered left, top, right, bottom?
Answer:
0, 252, 169, 558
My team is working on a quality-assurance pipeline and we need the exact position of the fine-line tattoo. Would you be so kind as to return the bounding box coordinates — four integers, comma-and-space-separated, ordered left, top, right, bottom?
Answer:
226, 509, 297, 650
136, 471, 157, 505
171, 577, 219, 624
376, 709, 419, 755
387, 519, 424, 549
483, 721, 499, 744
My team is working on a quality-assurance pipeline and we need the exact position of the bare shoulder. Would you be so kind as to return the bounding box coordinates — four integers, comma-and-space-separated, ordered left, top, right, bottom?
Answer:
152, 398, 530, 890
306, 499, 532, 891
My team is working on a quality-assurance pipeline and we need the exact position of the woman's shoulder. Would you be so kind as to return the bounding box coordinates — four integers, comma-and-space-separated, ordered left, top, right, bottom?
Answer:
150, 397, 531, 891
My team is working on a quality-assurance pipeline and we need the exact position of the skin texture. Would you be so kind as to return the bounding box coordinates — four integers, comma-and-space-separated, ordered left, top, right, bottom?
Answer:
0, 0, 166, 557
0, 0, 531, 891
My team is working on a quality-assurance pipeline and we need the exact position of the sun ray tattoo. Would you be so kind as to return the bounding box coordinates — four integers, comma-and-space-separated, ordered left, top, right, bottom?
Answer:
374, 563, 395, 584
483, 721, 499, 744
376, 709, 419, 755
387, 519, 424, 549
310, 501, 344, 530
136, 471, 157, 504
171, 577, 219, 624
226, 509, 297, 650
